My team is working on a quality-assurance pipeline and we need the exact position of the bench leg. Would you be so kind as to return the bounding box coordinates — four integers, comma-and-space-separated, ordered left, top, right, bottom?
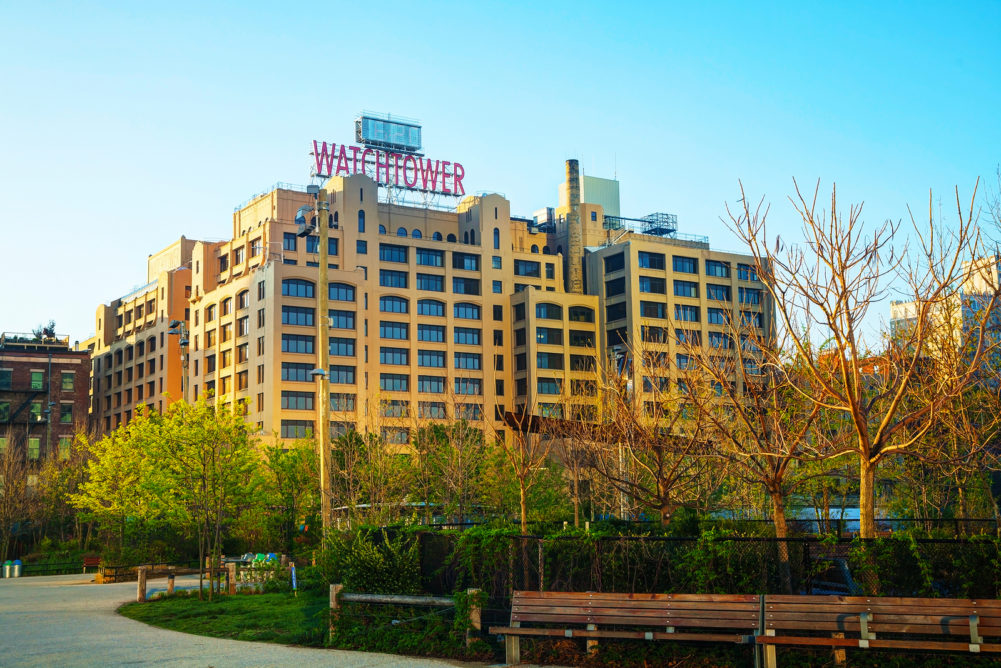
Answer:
832, 632, 846, 665
764, 630, 777, 668
586, 623, 598, 657
505, 634, 520, 665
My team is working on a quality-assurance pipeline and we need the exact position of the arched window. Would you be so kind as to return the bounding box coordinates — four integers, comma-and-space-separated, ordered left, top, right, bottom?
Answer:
542, 246, 551, 255
454, 302, 481, 319
379, 224, 386, 234
379, 295, 409, 313
568, 306, 595, 323
221, 297, 233, 315
358, 209, 365, 233
281, 278, 315, 298
329, 282, 356, 302
397, 227, 407, 237
470, 229, 476, 245
493, 227, 500, 250
417, 299, 445, 316
557, 245, 563, 255
360, 187, 364, 202
463, 231, 469, 244
333, 211, 339, 225
531, 244, 539, 254
328, 213, 334, 228
536, 303, 562, 320
446, 233, 456, 243
412, 229, 422, 239
432, 232, 443, 241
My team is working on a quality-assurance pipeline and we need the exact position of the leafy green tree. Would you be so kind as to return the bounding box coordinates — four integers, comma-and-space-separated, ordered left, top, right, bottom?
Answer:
151, 397, 259, 599
259, 438, 319, 554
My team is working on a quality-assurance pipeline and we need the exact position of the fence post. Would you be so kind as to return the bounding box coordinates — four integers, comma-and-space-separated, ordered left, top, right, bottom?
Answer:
538, 538, 544, 592
137, 566, 147, 603
227, 563, 237, 594
329, 583, 343, 634
167, 570, 175, 595
465, 588, 481, 648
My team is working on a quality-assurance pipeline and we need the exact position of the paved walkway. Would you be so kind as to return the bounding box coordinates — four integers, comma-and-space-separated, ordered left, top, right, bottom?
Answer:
0, 573, 488, 667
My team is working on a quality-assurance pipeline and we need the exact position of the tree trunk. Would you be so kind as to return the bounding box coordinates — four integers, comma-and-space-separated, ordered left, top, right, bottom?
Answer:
572, 475, 580, 528
858, 456, 877, 539
519, 479, 529, 536
771, 492, 793, 594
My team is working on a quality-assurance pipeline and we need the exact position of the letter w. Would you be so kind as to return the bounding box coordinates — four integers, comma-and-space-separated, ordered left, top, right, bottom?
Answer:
419, 159, 440, 191
313, 141, 335, 176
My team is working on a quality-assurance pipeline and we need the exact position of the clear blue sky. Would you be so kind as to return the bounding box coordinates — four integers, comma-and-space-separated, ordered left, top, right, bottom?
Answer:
2, 1, 999, 342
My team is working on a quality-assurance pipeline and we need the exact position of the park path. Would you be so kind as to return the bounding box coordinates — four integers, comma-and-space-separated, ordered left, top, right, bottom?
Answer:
0, 573, 491, 667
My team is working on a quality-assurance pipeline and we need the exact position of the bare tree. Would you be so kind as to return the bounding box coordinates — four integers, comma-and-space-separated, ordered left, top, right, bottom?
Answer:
0, 428, 31, 562
493, 399, 555, 535
729, 179, 1001, 538
580, 341, 719, 526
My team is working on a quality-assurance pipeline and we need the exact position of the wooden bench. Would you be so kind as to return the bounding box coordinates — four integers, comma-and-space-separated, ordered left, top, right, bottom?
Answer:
489, 591, 761, 665
82, 556, 100, 573
759, 594, 1001, 666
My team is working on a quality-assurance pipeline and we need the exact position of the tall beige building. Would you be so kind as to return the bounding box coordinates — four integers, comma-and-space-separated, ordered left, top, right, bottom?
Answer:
86, 159, 772, 444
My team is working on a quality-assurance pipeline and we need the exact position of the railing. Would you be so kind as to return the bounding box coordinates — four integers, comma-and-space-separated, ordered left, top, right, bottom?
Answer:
0, 332, 71, 349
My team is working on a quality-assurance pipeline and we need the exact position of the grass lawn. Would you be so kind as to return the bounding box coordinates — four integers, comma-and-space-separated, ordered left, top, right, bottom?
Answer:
119, 590, 329, 647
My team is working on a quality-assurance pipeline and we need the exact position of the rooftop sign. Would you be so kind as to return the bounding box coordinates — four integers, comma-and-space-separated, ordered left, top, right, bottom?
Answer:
312, 140, 465, 196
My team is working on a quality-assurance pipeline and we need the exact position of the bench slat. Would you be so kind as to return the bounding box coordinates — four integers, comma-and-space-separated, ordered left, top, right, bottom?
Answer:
513, 613, 758, 628
768, 595, 1001, 608
513, 591, 758, 603
766, 611, 1001, 627
759, 635, 1001, 653
489, 626, 752, 644
514, 600, 759, 612
516, 605, 758, 619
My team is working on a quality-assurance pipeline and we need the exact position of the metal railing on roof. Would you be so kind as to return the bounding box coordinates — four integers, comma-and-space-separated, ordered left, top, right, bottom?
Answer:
233, 182, 309, 212
0, 332, 71, 349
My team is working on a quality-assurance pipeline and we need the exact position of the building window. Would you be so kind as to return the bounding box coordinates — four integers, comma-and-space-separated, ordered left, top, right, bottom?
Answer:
639, 276, 666, 294
282, 279, 315, 298
358, 210, 365, 233
283, 233, 297, 252
281, 391, 314, 410
379, 243, 408, 263
454, 327, 481, 345
741, 311, 764, 327
738, 263, 758, 281
606, 302, 627, 321
707, 308, 729, 325
417, 299, 445, 317
637, 251, 666, 270
537, 352, 564, 369
379, 296, 409, 313
416, 273, 444, 292
329, 337, 356, 357
709, 331, 732, 349
379, 321, 409, 340
739, 287, 762, 305
705, 260, 730, 278
61, 371, 75, 391
281, 306, 314, 328
330, 392, 356, 411
640, 301, 666, 318
0, 369, 11, 390
233, 247, 244, 265
569, 330, 595, 347
536, 303, 562, 320
536, 327, 563, 345
28, 437, 41, 460
419, 401, 446, 419
380, 269, 408, 288
675, 304, 700, 322
380, 373, 409, 392
604, 253, 625, 273
356, 240, 368, 255
454, 352, 481, 369
417, 324, 445, 342
452, 252, 480, 271
329, 282, 356, 301
30, 371, 44, 390
329, 365, 356, 384
380, 347, 409, 365
281, 362, 311, 382
454, 302, 481, 320
237, 343, 248, 363
514, 260, 541, 277
417, 375, 445, 393
416, 248, 444, 267
537, 378, 562, 395
706, 284, 732, 301
281, 420, 314, 439
605, 277, 625, 296
455, 377, 482, 396
418, 350, 445, 368
492, 256, 502, 269
237, 316, 249, 337
328, 309, 356, 329
493, 227, 500, 249
672, 255, 697, 274
452, 277, 480, 295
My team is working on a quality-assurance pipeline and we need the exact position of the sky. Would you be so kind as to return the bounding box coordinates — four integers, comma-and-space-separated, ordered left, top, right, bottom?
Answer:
1, 1, 999, 343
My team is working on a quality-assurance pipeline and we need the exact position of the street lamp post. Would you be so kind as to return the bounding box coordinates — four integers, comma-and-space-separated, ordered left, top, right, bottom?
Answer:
298, 182, 333, 535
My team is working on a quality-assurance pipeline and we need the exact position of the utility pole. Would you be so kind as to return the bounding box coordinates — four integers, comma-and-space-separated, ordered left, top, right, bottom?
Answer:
315, 184, 332, 534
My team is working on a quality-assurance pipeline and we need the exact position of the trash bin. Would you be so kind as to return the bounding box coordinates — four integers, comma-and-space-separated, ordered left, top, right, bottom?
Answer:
2, 560, 11, 578
12, 560, 22, 577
